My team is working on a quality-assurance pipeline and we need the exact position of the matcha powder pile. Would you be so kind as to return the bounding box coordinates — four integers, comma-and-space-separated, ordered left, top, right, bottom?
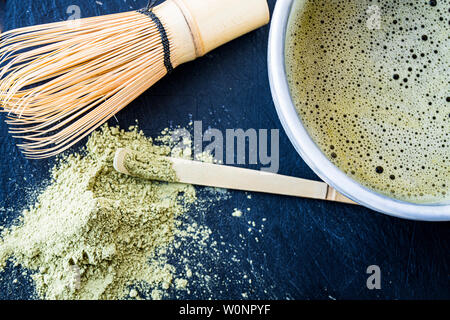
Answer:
0, 124, 206, 300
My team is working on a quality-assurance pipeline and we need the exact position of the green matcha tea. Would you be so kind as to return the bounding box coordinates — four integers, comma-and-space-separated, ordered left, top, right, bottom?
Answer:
286, 0, 449, 203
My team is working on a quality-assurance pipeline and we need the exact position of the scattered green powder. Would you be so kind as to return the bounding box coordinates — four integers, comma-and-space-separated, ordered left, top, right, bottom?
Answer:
123, 151, 178, 182
232, 209, 243, 218
0, 122, 269, 300
0, 124, 202, 300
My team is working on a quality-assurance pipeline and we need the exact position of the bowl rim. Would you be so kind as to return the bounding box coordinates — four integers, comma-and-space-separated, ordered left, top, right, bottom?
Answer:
267, 0, 450, 221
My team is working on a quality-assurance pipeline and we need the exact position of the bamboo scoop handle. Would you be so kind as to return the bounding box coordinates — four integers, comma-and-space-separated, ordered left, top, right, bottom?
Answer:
114, 149, 356, 205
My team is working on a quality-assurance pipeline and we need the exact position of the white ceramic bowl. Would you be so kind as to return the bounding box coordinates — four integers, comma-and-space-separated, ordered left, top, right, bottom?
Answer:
267, 0, 450, 221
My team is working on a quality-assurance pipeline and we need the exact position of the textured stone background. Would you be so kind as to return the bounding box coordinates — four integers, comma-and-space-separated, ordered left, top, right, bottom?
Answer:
0, 0, 448, 300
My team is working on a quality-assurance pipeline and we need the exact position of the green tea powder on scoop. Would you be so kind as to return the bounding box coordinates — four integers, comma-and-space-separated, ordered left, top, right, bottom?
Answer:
0, 124, 200, 300
123, 151, 178, 182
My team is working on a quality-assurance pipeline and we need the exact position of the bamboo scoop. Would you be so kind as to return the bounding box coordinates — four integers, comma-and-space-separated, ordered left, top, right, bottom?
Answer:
113, 148, 356, 205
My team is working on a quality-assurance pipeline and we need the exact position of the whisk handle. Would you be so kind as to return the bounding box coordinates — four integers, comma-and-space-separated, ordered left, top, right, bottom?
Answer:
171, 0, 270, 57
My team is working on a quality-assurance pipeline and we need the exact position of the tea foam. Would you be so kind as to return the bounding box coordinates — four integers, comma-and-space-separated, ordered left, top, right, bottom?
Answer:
286, 0, 449, 203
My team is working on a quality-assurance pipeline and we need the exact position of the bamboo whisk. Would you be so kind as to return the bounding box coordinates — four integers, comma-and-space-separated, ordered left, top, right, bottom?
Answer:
0, 0, 270, 159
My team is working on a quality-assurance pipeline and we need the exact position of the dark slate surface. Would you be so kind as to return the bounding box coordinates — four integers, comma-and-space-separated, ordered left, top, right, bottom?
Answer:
0, 0, 448, 300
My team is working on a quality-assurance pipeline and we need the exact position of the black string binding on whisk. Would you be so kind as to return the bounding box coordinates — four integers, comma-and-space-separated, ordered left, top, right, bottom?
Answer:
138, 0, 174, 73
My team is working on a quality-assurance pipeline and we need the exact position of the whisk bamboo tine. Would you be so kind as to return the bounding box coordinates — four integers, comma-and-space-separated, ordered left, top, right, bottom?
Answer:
14, 59, 165, 147
8, 50, 165, 124
0, 0, 270, 158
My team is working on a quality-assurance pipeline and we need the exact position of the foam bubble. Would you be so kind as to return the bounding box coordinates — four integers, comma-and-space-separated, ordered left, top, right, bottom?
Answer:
286, 0, 449, 203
